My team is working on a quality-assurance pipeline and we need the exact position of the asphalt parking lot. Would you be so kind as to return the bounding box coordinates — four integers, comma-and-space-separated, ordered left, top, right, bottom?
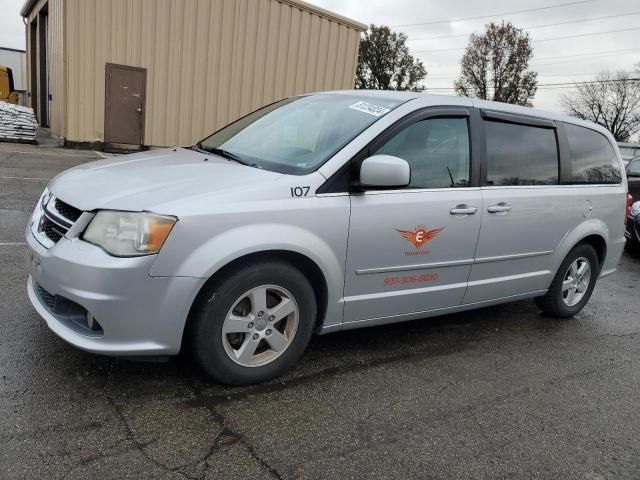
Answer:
1, 143, 640, 480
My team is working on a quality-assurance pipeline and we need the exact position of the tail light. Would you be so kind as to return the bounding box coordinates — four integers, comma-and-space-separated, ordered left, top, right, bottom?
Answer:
625, 193, 633, 225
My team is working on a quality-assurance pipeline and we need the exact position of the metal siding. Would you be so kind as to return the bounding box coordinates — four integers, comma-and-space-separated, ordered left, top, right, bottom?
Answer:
56, 0, 66, 135
60, 0, 363, 146
24, 0, 65, 135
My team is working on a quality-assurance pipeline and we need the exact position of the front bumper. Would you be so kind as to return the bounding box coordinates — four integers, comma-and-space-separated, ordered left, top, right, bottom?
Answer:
26, 229, 202, 355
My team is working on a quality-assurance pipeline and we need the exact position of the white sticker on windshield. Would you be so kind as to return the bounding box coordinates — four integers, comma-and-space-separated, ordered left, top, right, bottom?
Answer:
349, 101, 391, 117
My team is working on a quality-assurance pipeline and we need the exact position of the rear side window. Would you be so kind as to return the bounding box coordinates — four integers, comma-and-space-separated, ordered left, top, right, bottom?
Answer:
484, 121, 559, 186
565, 123, 622, 184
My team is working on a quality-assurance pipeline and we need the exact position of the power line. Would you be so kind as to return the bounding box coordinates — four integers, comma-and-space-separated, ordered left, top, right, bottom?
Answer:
391, 0, 596, 28
536, 26, 640, 42
423, 48, 640, 69
531, 48, 640, 63
427, 71, 633, 79
423, 78, 640, 91
533, 78, 639, 87
533, 54, 640, 68
408, 12, 640, 41
413, 27, 640, 53
425, 84, 622, 91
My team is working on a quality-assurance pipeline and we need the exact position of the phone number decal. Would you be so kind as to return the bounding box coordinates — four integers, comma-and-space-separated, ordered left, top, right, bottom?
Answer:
383, 273, 439, 286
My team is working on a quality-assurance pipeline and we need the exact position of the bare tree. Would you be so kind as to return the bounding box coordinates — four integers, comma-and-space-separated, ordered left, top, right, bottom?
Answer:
356, 25, 427, 92
454, 22, 537, 106
559, 71, 640, 142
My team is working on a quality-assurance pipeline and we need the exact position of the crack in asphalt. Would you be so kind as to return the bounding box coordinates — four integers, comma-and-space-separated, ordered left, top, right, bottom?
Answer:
85, 363, 198, 480
102, 388, 187, 476
61, 445, 131, 480
187, 380, 284, 480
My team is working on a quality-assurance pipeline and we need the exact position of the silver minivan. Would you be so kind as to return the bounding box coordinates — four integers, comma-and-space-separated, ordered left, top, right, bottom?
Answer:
27, 91, 630, 384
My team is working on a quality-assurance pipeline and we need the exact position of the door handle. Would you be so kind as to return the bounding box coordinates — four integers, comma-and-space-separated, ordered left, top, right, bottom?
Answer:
487, 202, 512, 213
450, 204, 478, 215
136, 107, 143, 113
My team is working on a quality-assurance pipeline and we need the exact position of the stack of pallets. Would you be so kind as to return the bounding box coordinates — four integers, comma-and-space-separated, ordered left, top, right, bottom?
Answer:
0, 102, 38, 143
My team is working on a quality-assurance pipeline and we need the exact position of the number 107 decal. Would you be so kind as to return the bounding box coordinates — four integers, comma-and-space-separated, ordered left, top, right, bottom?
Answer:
290, 186, 311, 197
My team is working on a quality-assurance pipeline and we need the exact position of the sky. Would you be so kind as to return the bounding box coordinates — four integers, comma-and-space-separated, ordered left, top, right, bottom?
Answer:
309, 0, 640, 112
1, 0, 26, 51
1, 0, 638, 114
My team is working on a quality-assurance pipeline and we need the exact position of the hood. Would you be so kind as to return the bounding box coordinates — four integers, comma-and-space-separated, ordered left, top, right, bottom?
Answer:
49, 148, 285, 212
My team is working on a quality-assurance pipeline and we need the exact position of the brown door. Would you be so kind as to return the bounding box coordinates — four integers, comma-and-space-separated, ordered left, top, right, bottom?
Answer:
104, 63, 146, 145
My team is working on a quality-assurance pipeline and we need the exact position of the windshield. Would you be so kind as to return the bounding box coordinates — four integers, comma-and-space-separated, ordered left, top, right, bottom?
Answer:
199, 94, 405, 174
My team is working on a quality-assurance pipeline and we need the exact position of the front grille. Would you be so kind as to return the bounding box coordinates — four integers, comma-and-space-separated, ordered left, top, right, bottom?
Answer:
41, 216, 66, 243
35, 282, 56, 309
54, 199, 82, 222
34, 195, 83, 246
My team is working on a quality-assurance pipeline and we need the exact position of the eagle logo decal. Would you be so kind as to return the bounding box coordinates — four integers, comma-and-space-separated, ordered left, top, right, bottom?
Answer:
396, 225, 444, 249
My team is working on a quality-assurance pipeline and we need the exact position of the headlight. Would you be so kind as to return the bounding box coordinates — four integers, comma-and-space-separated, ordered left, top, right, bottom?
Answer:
631, 201, 640, 218
83, 211, 177, 257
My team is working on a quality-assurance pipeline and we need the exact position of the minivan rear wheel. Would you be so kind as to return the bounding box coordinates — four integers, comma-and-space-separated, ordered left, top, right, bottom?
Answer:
535, 243, 599, 318
187, 260, 316, 385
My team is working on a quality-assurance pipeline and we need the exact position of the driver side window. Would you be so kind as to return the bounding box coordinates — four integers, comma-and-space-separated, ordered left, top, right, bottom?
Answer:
629, 159, 640, 176
375, 117, 470, 189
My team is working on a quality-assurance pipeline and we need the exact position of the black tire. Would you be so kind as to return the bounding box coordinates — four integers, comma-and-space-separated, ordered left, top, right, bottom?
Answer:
187, 260, 316, 385
535, 243, 600, 318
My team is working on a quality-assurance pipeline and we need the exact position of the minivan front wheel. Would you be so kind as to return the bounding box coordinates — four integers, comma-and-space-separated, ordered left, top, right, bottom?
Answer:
535, 244, 599, 318
221, 284, 299, 368
188, 260, 316, 385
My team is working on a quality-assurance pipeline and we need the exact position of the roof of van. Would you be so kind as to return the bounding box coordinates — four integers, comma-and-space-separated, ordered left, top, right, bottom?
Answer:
317, 90, 616, 142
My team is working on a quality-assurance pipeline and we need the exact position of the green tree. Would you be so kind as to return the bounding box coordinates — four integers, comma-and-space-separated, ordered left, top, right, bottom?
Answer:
454, 21, 537, 106
355, 25, 427, 91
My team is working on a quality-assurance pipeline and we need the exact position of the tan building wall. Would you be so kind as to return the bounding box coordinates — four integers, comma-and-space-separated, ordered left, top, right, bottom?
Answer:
23, 0, 365, 147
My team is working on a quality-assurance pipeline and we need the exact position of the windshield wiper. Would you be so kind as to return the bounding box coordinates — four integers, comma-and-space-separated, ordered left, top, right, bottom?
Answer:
205, 147, 252, 166
190, 143, 209, 154
191, 143, 259, 168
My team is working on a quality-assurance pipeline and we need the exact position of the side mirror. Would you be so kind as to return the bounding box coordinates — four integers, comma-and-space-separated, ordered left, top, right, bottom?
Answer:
358, 155, 410, 189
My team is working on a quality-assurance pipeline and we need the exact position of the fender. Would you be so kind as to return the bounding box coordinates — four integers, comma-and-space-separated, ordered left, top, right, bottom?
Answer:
150, 222, 349, 328
550, 218, 610, 280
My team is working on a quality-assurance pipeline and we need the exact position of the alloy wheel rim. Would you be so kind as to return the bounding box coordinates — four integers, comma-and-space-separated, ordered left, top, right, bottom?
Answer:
221, 285, 299, 367
561, 257, 591, 307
